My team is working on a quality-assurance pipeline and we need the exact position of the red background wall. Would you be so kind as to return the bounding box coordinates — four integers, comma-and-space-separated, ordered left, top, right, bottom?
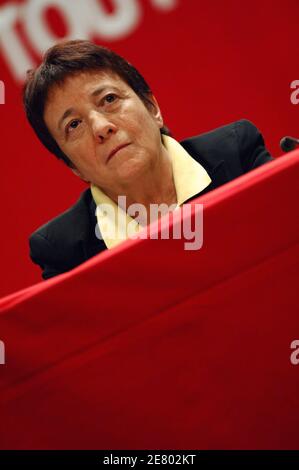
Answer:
0, 0, 298, 297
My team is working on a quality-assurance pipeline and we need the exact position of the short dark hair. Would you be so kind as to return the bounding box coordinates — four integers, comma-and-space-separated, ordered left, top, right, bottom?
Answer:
23, 39, 171, 169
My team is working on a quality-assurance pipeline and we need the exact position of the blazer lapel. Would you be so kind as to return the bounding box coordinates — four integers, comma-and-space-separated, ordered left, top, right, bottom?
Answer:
77, 190, 107, 261
200, 159, 230, 194
180, 135, 231, 199
182, 160, 229, 203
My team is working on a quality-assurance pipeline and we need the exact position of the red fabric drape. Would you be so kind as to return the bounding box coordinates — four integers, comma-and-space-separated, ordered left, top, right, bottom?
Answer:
0, 152, 298, 449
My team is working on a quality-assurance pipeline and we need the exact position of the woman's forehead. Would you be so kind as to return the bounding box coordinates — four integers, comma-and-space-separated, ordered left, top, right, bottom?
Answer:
49, 69, 128, 96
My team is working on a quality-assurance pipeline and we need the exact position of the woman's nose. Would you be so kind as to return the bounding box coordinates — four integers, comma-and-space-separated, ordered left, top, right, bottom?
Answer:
90, 112, 117, 141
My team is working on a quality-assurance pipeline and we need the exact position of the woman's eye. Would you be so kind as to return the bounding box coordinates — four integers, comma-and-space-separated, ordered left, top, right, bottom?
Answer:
67, 119, 81, 133
104, 93, 117, 104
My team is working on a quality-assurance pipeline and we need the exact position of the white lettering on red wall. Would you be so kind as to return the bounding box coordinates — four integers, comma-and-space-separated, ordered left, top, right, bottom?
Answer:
0, 0, 178, 82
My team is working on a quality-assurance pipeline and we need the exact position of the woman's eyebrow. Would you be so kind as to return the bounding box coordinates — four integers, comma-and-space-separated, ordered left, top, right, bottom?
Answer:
91, 85, 108, 97
57, 86, 120, 131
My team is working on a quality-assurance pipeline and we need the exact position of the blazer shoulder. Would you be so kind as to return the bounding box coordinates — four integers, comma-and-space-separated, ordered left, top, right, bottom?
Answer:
232, 119, 273, 171
182, 119, 259, 148
29, 188, 98, 278
180, 119, 273, 174
30, 188, 94, 245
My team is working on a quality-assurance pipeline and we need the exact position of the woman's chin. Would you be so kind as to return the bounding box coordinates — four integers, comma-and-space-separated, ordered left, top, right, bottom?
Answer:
117, 160, 147, 182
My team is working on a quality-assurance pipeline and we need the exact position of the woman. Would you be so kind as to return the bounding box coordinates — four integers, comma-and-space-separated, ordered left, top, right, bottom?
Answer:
23, 39, 273, 279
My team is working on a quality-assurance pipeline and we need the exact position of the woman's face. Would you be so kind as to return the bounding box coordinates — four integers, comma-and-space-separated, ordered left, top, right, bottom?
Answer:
44, 70, 165, 194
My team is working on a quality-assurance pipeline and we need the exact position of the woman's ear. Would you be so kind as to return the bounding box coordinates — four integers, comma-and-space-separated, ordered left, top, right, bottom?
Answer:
147, 94, 164, 128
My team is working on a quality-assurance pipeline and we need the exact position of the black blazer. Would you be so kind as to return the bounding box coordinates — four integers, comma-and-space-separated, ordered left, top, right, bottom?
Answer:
29, 119, 273, 280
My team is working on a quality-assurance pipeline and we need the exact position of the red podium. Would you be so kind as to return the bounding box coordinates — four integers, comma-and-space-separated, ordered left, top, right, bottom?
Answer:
0, 151, 298, 449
